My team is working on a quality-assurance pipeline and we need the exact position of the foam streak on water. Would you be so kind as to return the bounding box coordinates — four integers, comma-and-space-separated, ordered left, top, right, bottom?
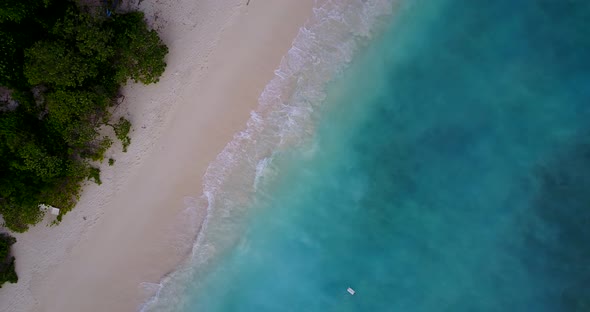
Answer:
140, 1, 394, 310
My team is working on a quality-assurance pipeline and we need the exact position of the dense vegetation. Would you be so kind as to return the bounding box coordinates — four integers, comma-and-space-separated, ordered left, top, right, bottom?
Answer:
0, 0, 168, 232
0, 233, 17, 287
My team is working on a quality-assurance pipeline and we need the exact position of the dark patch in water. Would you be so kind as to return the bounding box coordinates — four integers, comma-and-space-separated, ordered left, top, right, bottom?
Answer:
520, 139, 590, 311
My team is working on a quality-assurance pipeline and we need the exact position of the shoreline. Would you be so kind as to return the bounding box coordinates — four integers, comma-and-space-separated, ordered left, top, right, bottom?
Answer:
0, 0, 314, 311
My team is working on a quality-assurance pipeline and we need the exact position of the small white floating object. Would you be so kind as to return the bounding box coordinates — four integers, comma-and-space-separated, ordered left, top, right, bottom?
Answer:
51, 207, 60, 216
347, 287, 355, 295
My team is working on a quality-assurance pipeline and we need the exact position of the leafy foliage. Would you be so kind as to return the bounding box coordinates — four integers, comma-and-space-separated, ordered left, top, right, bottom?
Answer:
0, 1, 168, 233
87, 166, 101, 185
45, 90, 109, 150
0, 233, 18, 287
0, 0, 49, 23
113, 117, 131, 152
0, 31, 20, 87
112, 12, 168, 84
51, 9, 115, 63
24, 40, 98, 87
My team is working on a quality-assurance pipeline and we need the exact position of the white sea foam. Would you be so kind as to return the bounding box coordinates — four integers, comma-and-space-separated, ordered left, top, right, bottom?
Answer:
140, 1, 394, 310
253, 157, 271, 191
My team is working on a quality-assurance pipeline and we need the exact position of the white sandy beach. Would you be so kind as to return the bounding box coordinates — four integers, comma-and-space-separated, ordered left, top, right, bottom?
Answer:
0, 0, 314, 311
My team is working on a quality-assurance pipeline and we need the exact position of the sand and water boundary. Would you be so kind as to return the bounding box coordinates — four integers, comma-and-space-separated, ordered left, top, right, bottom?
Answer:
0, 1, 314, 311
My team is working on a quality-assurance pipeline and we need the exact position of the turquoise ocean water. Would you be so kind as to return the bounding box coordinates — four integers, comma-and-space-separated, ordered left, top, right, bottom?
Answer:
145, 0, 590, 311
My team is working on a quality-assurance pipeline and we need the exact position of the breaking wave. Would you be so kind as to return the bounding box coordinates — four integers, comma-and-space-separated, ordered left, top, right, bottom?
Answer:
140, 0, 394, 310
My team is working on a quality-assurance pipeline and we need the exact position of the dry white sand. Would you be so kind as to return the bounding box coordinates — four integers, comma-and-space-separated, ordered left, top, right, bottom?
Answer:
0, 0, 314, 311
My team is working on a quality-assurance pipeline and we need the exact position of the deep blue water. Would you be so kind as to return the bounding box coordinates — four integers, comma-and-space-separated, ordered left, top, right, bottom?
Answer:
167, 0, 590, 311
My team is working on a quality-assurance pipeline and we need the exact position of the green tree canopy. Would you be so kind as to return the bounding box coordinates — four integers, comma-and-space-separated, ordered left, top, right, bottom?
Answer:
0, 233, 18, 288
45, 90, 109, 148
51, 9, 115, 63
24, 40, 98, 87
0, 0, 49, 23
112, 12, 168, 84
0, 30, 20, 87
0, 0, 168, 235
